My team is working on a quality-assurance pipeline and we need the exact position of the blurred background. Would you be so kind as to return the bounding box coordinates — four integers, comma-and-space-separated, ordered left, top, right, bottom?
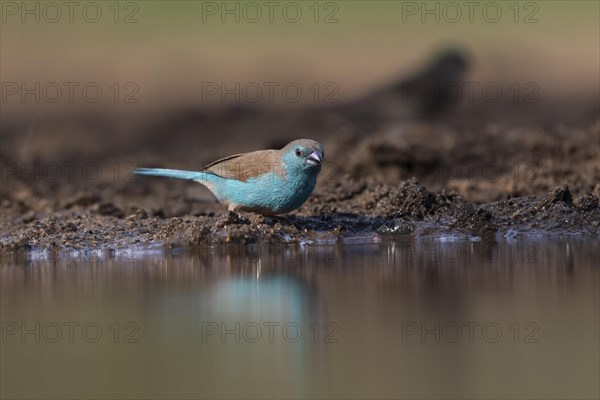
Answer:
1, 1, 598, 113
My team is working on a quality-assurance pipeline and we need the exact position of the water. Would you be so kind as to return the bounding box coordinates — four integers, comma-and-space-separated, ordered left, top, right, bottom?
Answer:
1, 237, 599, 399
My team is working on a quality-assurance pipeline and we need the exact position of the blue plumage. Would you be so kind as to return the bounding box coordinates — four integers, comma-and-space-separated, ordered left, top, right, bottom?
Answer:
134, 168, 209, 181
134, 139, 324, 215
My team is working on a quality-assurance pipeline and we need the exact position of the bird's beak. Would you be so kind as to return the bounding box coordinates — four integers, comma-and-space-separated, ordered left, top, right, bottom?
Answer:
306, 150, 323, 167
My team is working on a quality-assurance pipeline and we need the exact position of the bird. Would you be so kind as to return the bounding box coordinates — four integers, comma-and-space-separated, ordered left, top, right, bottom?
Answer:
134, 139, 324, 215
338, 47, 470, 129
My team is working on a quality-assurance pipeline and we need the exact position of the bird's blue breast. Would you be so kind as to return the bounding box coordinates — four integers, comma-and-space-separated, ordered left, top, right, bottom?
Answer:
202, 168, 318, 214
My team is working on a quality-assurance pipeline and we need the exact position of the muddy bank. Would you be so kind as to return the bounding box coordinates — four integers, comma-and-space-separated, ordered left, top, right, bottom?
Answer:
1, 172, 598, 252
1, 95, 599, 252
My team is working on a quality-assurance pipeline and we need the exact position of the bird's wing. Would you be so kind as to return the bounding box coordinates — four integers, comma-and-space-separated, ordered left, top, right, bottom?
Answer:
203, 149, 285, 182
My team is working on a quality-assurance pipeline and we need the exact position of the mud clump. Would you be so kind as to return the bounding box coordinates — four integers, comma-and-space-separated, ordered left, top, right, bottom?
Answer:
577, 193, 599, 211
548, 184, 573, 205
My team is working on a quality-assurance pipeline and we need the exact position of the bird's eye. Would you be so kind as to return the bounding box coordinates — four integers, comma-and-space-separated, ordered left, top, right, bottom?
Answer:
295, 149, 302, 157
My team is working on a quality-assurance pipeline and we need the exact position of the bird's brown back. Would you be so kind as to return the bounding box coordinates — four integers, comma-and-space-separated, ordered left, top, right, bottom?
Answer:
203, 150, 286, 182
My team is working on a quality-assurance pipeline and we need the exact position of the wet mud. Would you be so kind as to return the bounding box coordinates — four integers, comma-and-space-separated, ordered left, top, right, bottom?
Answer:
1, 123, 598, 251
1, 72, 599, 251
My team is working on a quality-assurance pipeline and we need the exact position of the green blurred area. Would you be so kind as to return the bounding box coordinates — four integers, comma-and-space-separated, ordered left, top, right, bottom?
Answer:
1, 0, 598, 114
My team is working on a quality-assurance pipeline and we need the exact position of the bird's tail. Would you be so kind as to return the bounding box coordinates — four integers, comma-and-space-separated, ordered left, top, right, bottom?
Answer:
134, 168, 208, 181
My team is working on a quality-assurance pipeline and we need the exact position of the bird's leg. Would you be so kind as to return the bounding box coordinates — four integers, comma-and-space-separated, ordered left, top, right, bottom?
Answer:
224, 204, 246, 221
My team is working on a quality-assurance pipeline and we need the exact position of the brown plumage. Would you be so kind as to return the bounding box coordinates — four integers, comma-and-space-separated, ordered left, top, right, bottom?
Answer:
203, 139, 323, 182
203, 150, 286, 182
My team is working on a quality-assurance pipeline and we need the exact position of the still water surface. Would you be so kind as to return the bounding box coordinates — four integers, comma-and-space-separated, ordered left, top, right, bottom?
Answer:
1, 237, 599, 399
